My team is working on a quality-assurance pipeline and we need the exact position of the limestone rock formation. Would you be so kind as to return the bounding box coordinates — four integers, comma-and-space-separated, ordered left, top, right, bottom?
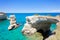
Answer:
8, 15, 19, 30
0, 12, 7, 20
45, 22, 60, 40
22, 15, 59, 35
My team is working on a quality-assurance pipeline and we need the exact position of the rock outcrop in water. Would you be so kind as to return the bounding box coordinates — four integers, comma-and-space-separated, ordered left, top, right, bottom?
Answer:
0, 12, 7, 20
22, 15, 60, 40
8, 15, 20, 30
22, 15, 59, 36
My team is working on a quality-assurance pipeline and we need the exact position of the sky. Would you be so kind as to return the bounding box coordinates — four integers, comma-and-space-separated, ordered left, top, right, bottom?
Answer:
0, 0, 60, 13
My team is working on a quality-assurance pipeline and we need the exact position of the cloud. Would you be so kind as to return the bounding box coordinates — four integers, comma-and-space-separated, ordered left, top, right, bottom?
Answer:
48, 10, 60, 12
39, 10, 60, 13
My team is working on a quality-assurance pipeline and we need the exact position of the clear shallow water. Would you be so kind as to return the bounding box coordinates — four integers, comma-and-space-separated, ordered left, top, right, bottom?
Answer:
0, 13, 59, 40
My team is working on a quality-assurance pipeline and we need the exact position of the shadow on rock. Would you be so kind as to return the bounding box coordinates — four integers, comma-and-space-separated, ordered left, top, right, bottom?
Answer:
37, 29, 56, 40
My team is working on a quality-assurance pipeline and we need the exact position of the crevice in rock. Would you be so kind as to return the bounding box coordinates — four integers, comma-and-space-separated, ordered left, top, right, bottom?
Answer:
37, 29, 56, 40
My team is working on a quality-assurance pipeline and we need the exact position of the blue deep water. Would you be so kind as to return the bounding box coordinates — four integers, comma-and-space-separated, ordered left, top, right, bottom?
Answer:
0, 13, 60, 40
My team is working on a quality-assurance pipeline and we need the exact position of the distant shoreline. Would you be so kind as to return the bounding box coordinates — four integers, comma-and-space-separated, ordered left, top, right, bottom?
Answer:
6, 13, 60, 16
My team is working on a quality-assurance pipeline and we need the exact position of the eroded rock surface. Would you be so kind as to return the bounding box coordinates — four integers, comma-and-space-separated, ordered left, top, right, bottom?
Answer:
8, 15, 19, 30
22, 15, 59, 35
44, 16, 60, 40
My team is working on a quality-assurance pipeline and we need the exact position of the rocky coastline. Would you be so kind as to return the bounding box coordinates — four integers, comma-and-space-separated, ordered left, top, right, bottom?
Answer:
22, 15, 60, 40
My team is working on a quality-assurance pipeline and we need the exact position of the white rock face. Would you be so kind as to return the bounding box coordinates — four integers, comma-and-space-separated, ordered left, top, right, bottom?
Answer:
0, 12, 7, 20
22, 23, 37, 35
22, 15, 59, 35
8, 15, 19, 30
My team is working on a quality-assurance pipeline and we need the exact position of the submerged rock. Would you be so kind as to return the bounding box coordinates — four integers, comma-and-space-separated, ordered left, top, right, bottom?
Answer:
0, 12, 7, 20
22, 15, 59, 35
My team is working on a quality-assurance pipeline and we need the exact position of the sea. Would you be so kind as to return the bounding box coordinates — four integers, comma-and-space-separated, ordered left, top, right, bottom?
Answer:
0, 13, 60, 40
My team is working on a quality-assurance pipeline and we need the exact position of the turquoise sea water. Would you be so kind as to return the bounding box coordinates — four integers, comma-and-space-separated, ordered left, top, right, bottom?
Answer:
0, 13, 60, 40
